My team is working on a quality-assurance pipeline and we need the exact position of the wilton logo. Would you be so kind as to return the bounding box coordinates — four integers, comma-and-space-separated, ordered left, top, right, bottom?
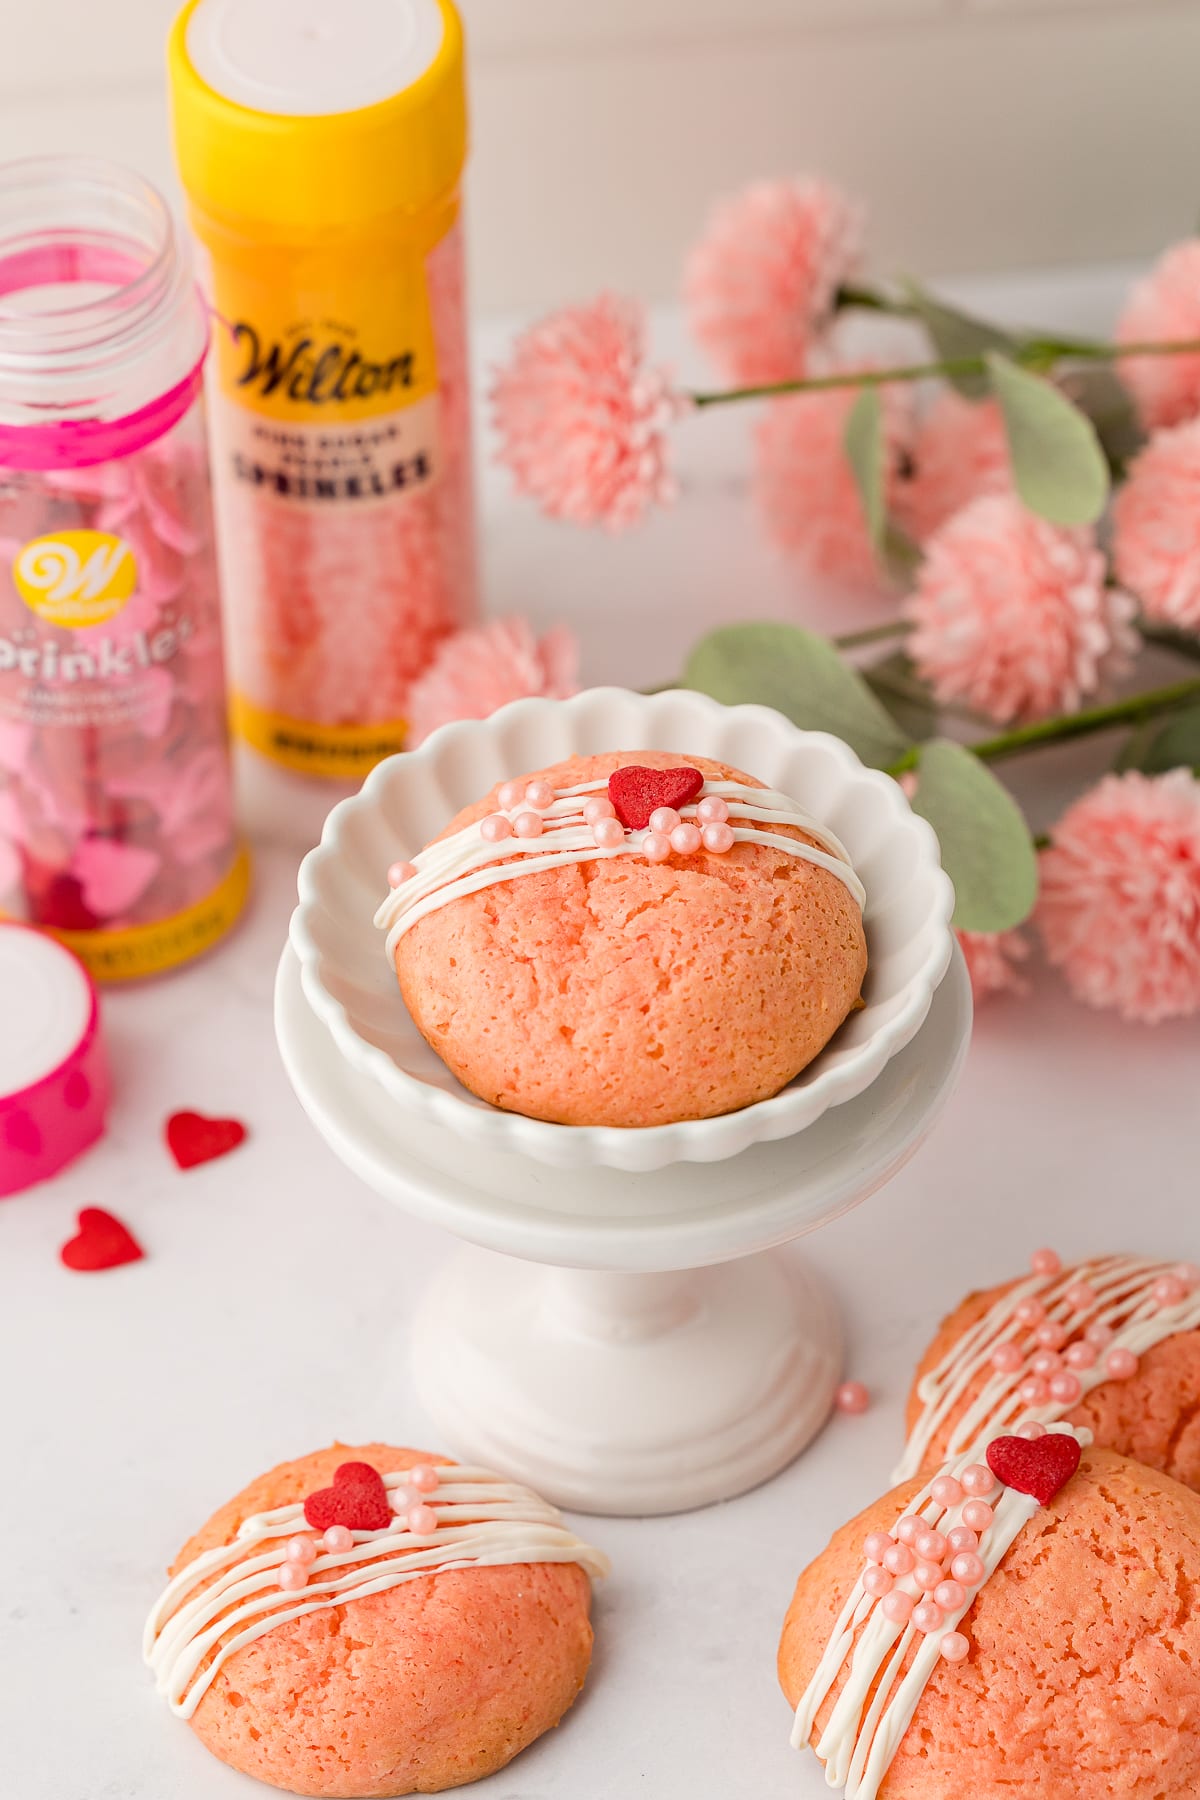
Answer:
232, 323, 415, 405
13, 531, 137, 629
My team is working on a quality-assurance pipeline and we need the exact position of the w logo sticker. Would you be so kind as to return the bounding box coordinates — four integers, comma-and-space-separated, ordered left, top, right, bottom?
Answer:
13, 531, 137, 629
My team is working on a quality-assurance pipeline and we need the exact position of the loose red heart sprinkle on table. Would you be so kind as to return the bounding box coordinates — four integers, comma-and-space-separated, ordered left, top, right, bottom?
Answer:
607, 765, 704, 830
60, 1207, 145, 1273
166, 1110, 247, 1171
303, 1462, 392, 1533
986, 1431, 1081, 1506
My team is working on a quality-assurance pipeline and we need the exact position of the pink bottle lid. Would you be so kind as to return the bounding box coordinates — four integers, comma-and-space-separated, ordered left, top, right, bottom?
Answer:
0, 923, 110, 1197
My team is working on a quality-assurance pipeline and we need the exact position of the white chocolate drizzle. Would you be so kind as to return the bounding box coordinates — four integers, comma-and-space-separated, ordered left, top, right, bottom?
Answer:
895, 1255, 1200, 1484
144, 1463, 610, 1720
374, 777, 865, 959
792, 1424, 1090, 1800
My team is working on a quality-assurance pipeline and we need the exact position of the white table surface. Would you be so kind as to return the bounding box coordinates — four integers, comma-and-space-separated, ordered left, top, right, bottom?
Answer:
3, 269, 1198, 1800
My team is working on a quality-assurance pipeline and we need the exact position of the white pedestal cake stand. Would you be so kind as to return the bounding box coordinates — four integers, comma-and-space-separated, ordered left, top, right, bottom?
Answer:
275, 941, 971, 1517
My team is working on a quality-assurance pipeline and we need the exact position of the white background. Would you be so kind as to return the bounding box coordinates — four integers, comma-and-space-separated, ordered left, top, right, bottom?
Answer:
3, 0, 1200, 307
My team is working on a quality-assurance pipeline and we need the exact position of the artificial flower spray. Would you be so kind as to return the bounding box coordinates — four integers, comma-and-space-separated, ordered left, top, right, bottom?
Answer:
0, 157, 245, 980
168, 0, 478, 779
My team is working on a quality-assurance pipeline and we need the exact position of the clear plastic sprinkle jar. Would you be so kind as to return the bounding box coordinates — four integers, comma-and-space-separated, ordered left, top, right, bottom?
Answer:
0, 156, 247, 981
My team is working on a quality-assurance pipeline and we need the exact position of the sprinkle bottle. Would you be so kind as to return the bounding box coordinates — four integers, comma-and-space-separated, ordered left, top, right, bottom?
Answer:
168, 0, 478, 780
0, 156, 247, 981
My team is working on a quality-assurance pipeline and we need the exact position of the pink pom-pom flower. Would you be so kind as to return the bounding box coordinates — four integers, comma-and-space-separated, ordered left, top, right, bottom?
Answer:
755, 371, 911, 589
1116, 241, 1200, 431
490, 294, 681, 529
957, 928, 1032, 1005
1037, 770, 1200, 1022
405, 617, 580, 747
1112, 419, 1200, 630
894, 391, 1011, 544
683, 176, 864, 384
903, 495, 1137, 724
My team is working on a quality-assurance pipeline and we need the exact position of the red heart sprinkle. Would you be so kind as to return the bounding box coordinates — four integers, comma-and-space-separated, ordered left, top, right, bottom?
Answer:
986, 1432, 1081, 1506
304, 1462, 392, 1533
166, 1111, 247, 1171
607, 765, 704, 830
60, 1207, 145, 1273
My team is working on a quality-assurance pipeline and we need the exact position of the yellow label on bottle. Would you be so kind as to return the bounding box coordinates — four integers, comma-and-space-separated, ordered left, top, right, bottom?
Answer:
231, 693, 407, 780
37, 847, 251, 983
13, 531, 137, 630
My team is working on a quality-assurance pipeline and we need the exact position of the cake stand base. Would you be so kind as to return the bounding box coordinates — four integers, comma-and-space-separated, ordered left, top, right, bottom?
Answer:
412, 1248, 841, 1515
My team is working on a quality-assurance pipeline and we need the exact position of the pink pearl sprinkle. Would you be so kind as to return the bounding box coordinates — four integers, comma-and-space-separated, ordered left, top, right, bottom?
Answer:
895, 1516, 922, 1547
915, 1530, 948, 1564
1175, 1262, 1200, 1292
931, 1476, 964, 1508
1016, 1422, 1048, 1440
940, 1631, 970, 1663
913, 1600, 945, 1635
701, 821, 736, 854
387, 860, 417, 887
1030, 1248, 1062, 1277
881, 1591, 914, 1626
961, 1465, 995, 1498
670, 822, 702, 855
1085, 1319, 1114, 1348
285, 1535, 318, 1565
1019, 1376, 1050, 1406
583, 796, 616, 825
1035, 1320, 1068, 1350
883, 1542, 916, 1576
1014, 1298, 1046, 1327
392, 1486, 417, 1513
593, 817, 625, 849
950, 1552, 986, 1586
1106, 1347, 1139, 1380
323, 1525, 353, 1553
913, 1559, 944, 1593
643, 830, 672, 863
524, 780, 555, 809
863, 1565, 894, 1599
946, 1526, 979, 1555
1065, 1340, 1097, 1371
497, 780, 524, 810
1049, 1371, 1083, 1405
1154, 1275, 1188, 1309
649, 806, 681, 835
696, 795, 730, 824
864, 1531, 893, 1565
934, 1579, 967, 1611
991, 1342, 1023, 1374
480, 813, 514, 843
407, 1503, 438, 1535
961, 1500, 994, 1533
409, 1465, 439, 1493
513, 811, 544, 839
1030, 1350, 1063, 1378
278, 1561, 308, 1592
835, 1380, 870, 1415
1064, 1281, 1097, 1312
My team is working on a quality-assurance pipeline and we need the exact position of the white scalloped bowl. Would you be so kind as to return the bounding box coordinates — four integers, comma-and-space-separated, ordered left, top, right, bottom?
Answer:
289, 688, 955, 1172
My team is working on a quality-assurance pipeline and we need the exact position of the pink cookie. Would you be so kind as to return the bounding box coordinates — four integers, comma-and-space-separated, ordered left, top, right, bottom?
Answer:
391, 751, 867, 1127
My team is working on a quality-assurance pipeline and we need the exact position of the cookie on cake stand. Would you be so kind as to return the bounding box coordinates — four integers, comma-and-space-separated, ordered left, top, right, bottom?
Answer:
278, 689, 968, 1516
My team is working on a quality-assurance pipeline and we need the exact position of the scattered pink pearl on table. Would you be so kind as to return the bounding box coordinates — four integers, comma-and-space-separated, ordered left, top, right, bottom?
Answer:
592, 817, 625, 850
1106, 1347, 1139, 1379
931, 1475, 964, 1508
670, 823, 703, 854
961, 1500, 994, 1533
991, 1342, 1023, 1374
323, 1525, 353, 1554
642, 831, 672, 863
285, 1536, 317, 1565
277, 1562, 308, 1591
513, 812, 544, 839
1030, 1249, 1063, 1277
649, 807, 681, 835
961, 1464, 995, 1497
407, 1503, 438, 1535
0, 926, 110, 1197
835, 1380, 870, 1415
701, 822, 736, 853
882, 1590, 914, 1626
946, 1526, 979, 1554
479, 815, 513, 844
940, 1631, 970, 1663
1049, 1371, 1083, 1405
388, 860, 418, 886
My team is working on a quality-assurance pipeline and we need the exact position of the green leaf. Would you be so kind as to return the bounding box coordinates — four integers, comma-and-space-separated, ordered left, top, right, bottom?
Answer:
984, 351, 1110, 526
863, 651, 942, 743
1116, 703, 1200, 775
903, 280, 1018, 398
843, 387, 886, 548
907, 739, 1038, 932
682, 623, 912, 771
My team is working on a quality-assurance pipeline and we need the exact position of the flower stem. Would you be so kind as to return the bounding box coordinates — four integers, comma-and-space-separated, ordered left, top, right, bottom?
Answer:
887, 677, 1200, 775
1137, 620, 1200, 666
833, 620, 911, 649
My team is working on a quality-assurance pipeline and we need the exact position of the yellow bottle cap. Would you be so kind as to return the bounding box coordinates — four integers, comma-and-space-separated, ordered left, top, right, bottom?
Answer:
168, 0, 467, 237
